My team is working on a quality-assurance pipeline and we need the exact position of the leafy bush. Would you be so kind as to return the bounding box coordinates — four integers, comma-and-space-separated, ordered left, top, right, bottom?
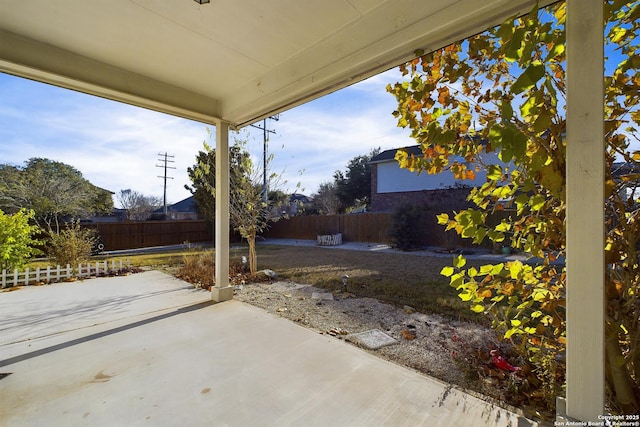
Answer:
47, 221, 96, 266
390, 203, 430, 250
0, 209, 43, 271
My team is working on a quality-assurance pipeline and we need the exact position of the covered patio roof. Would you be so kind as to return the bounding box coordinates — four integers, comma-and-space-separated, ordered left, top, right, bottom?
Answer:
0, 0, 604, 422
0, 0, 556, 128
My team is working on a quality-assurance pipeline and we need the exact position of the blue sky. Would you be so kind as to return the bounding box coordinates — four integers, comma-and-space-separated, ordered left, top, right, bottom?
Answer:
0, 70, 412, 208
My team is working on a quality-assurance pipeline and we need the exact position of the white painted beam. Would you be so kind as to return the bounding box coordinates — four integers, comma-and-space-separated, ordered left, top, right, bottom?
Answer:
212, 120, 233, 303
565, 0, 605, 421
0, 29, 222, 125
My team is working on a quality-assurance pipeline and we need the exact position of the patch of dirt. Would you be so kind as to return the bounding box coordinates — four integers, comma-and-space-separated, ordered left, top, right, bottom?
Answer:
234, 280, 551, 421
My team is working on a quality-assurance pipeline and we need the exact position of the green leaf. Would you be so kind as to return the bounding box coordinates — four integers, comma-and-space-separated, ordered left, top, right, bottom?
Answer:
530, 194, 546, 211
450, 273, 464, 289
487, 164, 503, 181
503, 27, 525, 62
533, 110, 553, 134
545, 42, 565, 62
500, 101, 514, 120
511, 62, 545, 94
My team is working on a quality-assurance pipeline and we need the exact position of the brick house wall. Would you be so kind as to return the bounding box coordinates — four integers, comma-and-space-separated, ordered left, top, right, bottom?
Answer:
370, 162, 474, 212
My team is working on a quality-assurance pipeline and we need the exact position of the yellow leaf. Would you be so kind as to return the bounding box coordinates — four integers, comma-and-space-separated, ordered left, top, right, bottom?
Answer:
509, 261, 523, 279
440, 266, 455, 277
459, 291, 473, 302
533, 289, 550, 302
436, 213, 449, 225
453, 254, 467, 268
471, 304, 484, 313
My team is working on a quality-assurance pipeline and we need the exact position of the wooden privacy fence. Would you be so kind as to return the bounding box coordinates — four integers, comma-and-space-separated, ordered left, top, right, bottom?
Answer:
1, 259, 131, 288
82, 220, 212, 251
263, 210, 516, 248
264, 213, 394, 243
71, 211, 515, 251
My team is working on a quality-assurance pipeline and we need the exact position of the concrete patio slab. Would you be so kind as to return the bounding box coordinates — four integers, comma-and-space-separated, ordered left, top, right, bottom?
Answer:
0, 271, 539, 426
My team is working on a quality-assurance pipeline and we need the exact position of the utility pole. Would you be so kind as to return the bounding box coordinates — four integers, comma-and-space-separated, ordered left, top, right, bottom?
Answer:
156, 152, 175, 217
250, 114, 279, 203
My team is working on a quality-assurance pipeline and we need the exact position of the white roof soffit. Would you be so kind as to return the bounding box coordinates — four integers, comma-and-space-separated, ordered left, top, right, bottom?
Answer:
0, 0, 557, 128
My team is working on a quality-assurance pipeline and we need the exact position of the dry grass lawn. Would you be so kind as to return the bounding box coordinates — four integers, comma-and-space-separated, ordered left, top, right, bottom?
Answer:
256, 245, 488, 323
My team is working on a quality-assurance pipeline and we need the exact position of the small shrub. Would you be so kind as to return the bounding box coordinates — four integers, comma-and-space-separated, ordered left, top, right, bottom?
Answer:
177, 250, 262, 290
390, 203, 430, 251
0, 209, 43, 271
179, 251, 215, 289
48, 221, 96, 266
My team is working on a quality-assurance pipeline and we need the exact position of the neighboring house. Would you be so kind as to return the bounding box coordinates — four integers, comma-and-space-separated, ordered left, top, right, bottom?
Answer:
84, 188, 127, 222
152, 196, 202, 220
370, 145, 500, 212
268, 193, 313, 218
287, 193, 313, 216
87, 208, 127, 223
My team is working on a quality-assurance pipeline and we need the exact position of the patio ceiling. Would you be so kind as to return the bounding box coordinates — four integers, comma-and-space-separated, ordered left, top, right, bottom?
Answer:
0, 0, 556, 128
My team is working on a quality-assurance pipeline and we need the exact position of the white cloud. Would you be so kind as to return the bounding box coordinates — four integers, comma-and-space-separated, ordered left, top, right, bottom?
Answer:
1, 68, 415, 205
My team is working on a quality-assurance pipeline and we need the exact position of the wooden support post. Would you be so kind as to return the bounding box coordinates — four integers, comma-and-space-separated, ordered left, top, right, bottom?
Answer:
564, 0, 605, 421
212, 119, 233, 303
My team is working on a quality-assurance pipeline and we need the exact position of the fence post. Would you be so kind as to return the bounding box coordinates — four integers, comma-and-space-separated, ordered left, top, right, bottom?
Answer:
46, 266, 51, 283
66, 264, 70, 280
13, 269, 18, 287
36, 267, 40, 283
96, 261, 100, 275
24, 268, 29, 286
1, 269, 5, 288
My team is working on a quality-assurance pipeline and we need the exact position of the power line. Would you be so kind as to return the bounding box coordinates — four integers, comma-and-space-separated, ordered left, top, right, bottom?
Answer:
250, 114, 279, 203
156, 152, 175, 217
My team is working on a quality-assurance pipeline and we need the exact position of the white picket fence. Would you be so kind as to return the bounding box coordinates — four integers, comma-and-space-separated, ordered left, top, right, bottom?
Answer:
1, 259, 132, 288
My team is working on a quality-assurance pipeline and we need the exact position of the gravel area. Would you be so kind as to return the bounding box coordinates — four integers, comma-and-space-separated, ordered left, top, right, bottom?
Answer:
233, 279, 508, 405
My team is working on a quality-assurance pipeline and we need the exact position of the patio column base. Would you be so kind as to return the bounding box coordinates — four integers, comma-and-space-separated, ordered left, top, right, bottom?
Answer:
211, 286, 233, 303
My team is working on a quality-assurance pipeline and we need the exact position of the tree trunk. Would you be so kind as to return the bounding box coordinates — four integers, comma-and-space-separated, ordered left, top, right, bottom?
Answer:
248, 232, 257, 275
605, 324, 640, 413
